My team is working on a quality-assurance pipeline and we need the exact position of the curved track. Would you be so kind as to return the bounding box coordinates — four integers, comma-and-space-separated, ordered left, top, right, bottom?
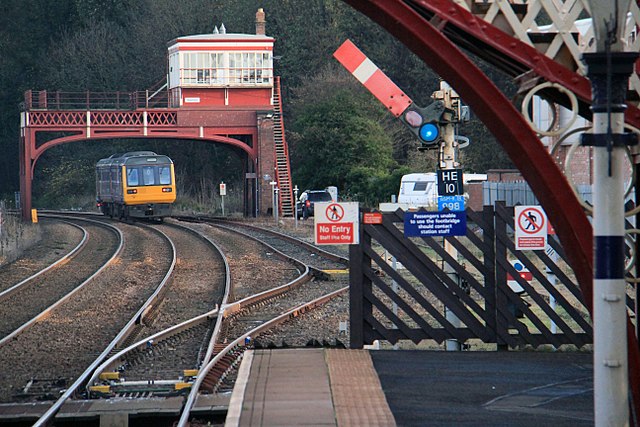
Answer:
0, 214, 352, 425
171, 218, 350, 426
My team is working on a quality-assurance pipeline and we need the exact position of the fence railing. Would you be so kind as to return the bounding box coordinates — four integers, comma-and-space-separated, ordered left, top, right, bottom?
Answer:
24, 86, 169, 111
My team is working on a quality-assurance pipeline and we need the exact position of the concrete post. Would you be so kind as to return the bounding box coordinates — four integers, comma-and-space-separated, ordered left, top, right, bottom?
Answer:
582, 51, 638, 427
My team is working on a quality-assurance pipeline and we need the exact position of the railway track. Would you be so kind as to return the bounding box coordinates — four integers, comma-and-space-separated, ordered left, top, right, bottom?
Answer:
0, 213, 352, 425
0, 214, 176, 424
169, 217, 350, 426
86, 221, 231, 398
0, 218, 119, 343
80, 216, 350, 425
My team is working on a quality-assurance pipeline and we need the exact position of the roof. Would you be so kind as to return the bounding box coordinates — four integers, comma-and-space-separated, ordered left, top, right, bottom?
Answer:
168, 33, 274, 46
97, 152, 173, 167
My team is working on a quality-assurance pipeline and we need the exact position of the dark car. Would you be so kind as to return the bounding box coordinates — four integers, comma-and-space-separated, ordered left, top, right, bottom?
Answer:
296, 190, 333, 219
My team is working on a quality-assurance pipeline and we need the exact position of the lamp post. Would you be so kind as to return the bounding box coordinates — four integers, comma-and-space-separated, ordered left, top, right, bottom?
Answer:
582, 1, 637, 424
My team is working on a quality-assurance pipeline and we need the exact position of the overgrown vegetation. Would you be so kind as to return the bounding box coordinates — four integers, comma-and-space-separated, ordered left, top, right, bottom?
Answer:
0, 0, 514, 212
0, 203, 40, 266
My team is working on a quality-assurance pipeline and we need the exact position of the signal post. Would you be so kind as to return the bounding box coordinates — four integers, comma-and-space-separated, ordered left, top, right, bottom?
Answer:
334, 40, 467, 351
433, 82, 463, 351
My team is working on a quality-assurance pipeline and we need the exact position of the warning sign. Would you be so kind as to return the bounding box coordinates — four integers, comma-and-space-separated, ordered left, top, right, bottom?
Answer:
314, 202, 359, 245
363, 212, 383, 224
515, 206, 547, 250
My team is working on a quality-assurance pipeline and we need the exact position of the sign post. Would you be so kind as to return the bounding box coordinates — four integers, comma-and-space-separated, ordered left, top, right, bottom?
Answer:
314, 202, 359, 245
219, 182, 226, 216
437, 168, 463, 196
269, 181, 277, 222
294, 185, 299, 229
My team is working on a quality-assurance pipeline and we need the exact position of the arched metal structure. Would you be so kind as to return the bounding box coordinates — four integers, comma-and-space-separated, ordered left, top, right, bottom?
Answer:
344, 0, 640, 419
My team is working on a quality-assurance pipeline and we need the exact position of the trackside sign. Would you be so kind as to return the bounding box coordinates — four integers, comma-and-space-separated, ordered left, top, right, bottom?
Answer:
314, 202, 360, 245
404, 211, 466, 237
514, 205, 547, 250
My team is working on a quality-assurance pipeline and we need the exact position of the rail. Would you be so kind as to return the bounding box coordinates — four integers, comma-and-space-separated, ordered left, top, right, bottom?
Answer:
0, 216, 123, 348
88, 221, 232, 394
177, 286, 349, 427
88, 219, 311, 395
178, 216, 349, 265
33, 218, 177, 427
0, 220, 87, 303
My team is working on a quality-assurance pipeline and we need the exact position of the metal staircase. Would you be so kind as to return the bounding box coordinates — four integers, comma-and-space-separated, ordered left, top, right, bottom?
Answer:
272, 77, 295, 217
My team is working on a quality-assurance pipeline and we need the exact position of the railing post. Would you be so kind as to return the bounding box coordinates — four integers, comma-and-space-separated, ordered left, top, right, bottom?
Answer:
483, 204, 497, 345
349, 211, 367, 348
24, 90, 32, 110
494, 201, 509, 351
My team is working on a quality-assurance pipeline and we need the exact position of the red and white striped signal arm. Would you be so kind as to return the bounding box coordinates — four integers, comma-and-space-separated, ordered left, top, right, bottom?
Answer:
333, 39, 413, 117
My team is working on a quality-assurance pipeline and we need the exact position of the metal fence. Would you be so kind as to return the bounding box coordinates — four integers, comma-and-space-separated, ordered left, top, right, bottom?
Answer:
483, 181, 594, 207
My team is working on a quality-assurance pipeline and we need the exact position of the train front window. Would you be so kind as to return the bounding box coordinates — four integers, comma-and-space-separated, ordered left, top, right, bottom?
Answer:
143, 166, 155, 185
127, 168, 139, 186
126, 165, 171, 186
159, 166, 171, 185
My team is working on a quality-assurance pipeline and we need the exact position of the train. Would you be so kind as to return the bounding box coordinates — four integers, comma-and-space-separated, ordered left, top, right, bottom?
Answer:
96, 151, 176, 219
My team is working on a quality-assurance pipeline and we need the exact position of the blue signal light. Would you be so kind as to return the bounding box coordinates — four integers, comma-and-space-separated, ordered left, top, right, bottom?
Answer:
419, 123, 439, 143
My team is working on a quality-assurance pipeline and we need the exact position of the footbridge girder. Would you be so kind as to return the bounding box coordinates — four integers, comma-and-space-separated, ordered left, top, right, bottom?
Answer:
19, 106, 274, 219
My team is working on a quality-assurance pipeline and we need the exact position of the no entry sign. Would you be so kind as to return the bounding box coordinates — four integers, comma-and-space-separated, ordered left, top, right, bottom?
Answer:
515, 205, 547, 250
314, 202, 359, 245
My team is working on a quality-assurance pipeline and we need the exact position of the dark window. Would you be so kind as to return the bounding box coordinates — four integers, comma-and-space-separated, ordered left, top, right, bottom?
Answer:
413, 182, 428, 192
308, 192, 333, 202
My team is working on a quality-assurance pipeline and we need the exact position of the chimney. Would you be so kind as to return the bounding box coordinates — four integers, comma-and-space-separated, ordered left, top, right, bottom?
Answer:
256, 8, 266, 35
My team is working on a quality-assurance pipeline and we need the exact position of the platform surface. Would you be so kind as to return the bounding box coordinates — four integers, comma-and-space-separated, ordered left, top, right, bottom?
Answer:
227, 348, 593, 427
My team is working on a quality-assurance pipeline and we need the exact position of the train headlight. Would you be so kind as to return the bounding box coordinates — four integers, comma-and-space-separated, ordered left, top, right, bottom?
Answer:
127, 189, 138, 194
162, 187, 172, 192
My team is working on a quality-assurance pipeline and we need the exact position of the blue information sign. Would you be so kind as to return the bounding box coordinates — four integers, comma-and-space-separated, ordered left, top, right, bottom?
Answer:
438, 195, 465, 212
404, 211, 467, 237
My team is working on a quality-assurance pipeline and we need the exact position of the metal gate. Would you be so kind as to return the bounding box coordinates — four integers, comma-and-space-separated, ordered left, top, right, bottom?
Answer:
348, 202, 600, 349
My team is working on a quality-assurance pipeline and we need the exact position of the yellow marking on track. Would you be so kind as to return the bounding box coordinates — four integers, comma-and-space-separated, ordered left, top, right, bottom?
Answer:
323, 269, 350, 274
89, 385, 111, 393
99, 372, 120, 380
183, 369, 199, 377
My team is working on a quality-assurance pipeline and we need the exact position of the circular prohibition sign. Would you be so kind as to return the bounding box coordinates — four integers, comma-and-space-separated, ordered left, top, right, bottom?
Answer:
326, 203, 345, 222
518, 207, 545, 235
